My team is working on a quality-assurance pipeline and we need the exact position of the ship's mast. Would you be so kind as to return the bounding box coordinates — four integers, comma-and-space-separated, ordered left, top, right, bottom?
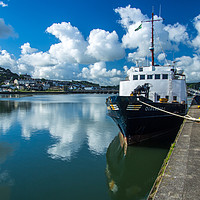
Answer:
143, 11, 162, 66
150, 12, 155, 66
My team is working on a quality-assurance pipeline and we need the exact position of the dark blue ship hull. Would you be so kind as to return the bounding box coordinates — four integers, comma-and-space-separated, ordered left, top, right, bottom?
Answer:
106, 96, 187, 145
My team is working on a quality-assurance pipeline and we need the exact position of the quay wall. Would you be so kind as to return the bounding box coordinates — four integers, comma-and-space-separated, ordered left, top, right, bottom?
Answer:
148, 98, 200, 199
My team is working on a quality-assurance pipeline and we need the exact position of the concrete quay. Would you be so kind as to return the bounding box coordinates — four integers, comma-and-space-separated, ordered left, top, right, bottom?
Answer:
152, 105, 200, 200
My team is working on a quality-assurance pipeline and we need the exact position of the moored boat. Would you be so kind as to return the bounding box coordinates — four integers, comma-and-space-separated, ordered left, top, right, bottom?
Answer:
106, 12, 187, 145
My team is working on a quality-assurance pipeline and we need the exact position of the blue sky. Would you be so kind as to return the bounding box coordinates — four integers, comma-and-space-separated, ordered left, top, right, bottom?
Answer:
0, 0, 200, 84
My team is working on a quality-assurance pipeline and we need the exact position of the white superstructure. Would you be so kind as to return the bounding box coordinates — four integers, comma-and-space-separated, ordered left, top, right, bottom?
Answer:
119, 65, 187, 104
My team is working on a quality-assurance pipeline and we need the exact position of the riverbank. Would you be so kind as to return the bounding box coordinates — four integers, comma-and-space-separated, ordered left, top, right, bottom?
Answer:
0, 90, 118, 95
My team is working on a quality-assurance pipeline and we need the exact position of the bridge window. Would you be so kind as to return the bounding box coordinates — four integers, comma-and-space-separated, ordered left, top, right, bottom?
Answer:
139, 67, 143, 72
147, 75, 153, 79
155, 74, 160, 79
165, 96, 169, 100
162, 74, 168, 79
157, 95, 160, 101
140, 75, 145, 80
133, 75, 138, 80
173, 96, 177, 101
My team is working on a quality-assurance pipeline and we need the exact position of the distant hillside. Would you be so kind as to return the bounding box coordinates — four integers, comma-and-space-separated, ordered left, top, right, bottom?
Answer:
0, 67, 19, 85
71, 80, 100, 87
187, 82, 200, 90
0, 67, 118, 88
101, 85, 119, 90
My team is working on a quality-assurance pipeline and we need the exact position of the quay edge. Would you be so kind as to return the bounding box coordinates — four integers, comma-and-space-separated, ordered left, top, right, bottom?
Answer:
148, 96, 200, 200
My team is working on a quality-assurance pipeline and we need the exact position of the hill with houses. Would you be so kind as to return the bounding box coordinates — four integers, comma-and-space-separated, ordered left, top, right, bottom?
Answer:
0, 67, 19, 84
0, 67, 118, 92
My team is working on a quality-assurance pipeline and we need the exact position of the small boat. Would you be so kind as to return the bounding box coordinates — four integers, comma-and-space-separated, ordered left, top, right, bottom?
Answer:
106, 12, 187, 145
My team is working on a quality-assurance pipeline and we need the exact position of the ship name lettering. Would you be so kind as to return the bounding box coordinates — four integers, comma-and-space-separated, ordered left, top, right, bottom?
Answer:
145, 107, 165, 111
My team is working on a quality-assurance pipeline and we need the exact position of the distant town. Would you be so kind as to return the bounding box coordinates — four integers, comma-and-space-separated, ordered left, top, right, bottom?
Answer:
0, 66, 118, 93
0, 66, 199, 93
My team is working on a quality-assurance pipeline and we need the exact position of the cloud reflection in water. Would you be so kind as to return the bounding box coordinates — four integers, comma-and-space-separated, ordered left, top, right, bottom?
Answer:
0, 95, 118, 161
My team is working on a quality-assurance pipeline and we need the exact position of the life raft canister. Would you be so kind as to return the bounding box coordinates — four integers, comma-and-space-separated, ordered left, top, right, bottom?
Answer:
159, 98, 168, 103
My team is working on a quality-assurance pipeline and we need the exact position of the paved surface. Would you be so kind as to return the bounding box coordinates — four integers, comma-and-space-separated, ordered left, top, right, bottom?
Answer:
154, 105, 200, 200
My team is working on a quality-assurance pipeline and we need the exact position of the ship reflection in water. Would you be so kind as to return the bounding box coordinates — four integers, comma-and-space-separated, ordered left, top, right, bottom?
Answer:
106, 132, 176, 200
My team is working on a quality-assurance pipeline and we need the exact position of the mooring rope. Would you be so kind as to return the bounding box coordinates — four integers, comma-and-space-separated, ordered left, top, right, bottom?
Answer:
138, 99, 200, 122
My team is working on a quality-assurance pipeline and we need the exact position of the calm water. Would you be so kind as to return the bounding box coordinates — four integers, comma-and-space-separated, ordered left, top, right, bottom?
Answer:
0, 94, 172, 200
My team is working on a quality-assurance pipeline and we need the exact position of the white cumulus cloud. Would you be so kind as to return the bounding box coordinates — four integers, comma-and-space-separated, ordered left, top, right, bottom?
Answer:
86, 29, 125, 62
79, 62, 123, 85
47, 22, 125, 64
1, 5, 200, 84
192, 14, 200, 50
47, 22, 91, 64
114, 5, 146, 29
0, 50, 16, 69
0, 1, 7, 7
164, 23, 189, 43
115, 5, 188, 64
21, 43, 38, 55
176, 55, 200, 82
157, 53, 166, 62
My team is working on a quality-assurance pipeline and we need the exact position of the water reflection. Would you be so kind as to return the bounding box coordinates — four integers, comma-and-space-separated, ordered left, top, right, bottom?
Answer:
0, 142, 14, 200
106, 135, 171, 200
0, 95, 118, 161
0, 94, 177, 200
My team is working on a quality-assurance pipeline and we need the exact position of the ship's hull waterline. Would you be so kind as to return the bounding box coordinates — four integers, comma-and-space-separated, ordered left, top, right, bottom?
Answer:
106, 96, 187, 145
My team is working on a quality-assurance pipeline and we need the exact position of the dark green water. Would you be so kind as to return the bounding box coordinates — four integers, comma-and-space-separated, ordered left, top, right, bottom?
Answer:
0, 94, 172, 200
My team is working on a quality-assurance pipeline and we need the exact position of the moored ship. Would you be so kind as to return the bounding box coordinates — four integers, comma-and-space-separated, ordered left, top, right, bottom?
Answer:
106, 12, 187, 145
